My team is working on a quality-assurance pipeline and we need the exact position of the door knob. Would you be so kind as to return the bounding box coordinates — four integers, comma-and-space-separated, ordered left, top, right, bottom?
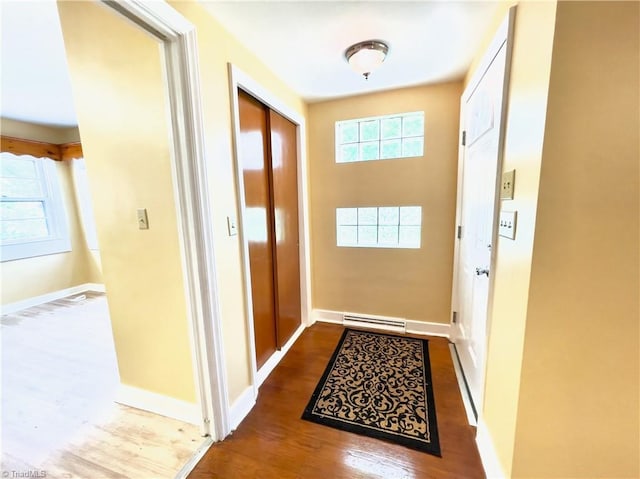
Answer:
475, 267, 490, 277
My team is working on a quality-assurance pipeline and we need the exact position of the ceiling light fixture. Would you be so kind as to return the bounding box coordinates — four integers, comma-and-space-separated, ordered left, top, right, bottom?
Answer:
345, 40, 389, 80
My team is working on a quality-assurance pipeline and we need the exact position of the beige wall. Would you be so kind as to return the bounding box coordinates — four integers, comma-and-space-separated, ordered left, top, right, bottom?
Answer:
58, 2, 196, 402
307, 83, 462, 323
58, 1, 307, 404
475, 1, 639, 477
0, 118, 102, 305
480, 2, 558, 475
512, 2, 639, 477
169, 1, 308, 401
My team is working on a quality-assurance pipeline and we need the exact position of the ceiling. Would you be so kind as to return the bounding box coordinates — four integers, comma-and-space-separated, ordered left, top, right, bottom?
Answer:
200, 1, 501, 101
1, 0, 77, 127
0, 1, 500, 128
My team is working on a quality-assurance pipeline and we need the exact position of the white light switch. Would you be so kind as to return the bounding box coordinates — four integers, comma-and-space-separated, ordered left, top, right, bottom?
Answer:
501, 169, 515, 200
499, 210, 517, 239
227, 216, 238, 236
137, 208, 149, 230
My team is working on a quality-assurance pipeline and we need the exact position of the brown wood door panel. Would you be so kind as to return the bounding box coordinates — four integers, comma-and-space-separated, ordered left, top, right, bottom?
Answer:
269, 110, 302, 348
238, 90, 277, 369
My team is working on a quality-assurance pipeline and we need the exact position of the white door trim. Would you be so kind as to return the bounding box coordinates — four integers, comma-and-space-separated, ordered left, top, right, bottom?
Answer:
450, 6, 516, 416
228, 64, 312, 399
101, 0, 230, 440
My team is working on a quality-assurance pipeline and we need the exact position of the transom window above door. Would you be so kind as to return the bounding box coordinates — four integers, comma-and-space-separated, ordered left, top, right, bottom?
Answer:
335, 112, 424, 163
336, 206, 422, 249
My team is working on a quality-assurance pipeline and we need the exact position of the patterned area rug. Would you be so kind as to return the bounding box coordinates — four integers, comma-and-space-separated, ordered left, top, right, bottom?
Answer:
302, 328, 441, 456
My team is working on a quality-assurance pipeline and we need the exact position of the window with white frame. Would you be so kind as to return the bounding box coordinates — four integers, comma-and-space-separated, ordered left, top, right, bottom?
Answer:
0, 152, 71, 261
336, 206, 422, 248
336, 111, 424, 163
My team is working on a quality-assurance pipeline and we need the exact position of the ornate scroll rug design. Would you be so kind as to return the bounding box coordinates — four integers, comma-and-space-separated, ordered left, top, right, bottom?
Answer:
302, 328, 441, 456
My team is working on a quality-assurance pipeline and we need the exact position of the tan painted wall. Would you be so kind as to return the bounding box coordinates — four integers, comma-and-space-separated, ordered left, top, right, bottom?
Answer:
169, 2, 308, 401
58, 2, 196, 402
512, 2, 640, 477
0, 118, 102, 305
479, 3, 558, 476
308, 83, 461, 323
58, 1, 307, 404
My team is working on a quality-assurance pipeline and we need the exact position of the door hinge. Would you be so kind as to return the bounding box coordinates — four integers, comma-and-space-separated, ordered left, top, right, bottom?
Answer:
452, 311, 458, 323
461, 130, 466, 146
457, 225, 462, 239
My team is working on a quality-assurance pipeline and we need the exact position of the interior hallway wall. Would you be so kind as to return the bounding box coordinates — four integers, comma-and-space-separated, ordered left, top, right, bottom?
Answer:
308, 82, 462, 323
58, 2, 197, 403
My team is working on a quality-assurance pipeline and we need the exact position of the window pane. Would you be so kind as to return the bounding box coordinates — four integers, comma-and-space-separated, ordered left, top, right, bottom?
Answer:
0, 156, 38, 179
381, 117, 401, 139
340, 144, 358, 163
337, 225, 357, 246
399, 225, 421, 247
402, 137, 424, 157
1, 218, 49, 241
1, 201, 45, 220
378, 207, 399, 225
360, 142, 379, 161
339, 122, 358, 144
360, 120, 379, 141
400, 206, 422, 225
378, 225, 399, 245
336, 207, 357, 225
0, 178, 43, 198
403, 114, 424, 137
358, 207, 377, 225
358, 225, 377, 245
380, 140, 401, 159
335, 112, 424, 163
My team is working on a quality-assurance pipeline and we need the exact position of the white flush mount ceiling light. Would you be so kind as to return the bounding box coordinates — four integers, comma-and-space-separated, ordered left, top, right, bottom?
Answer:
345, 40, 389, 80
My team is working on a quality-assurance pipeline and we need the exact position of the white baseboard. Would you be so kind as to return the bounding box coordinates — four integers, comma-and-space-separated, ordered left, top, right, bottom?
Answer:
449, 343, 477, 426
1, 282, 106, 314
175, 437, 214, 479
228, 385, 256, 431
312, 309, 451, 338
256, 322, 306, 387
116, 384, 201, 425
476, 417, 506, 479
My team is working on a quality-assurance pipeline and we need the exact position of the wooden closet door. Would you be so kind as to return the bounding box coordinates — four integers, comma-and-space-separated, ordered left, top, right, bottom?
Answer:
238, 90, 277, 369
269, 110, 301, 347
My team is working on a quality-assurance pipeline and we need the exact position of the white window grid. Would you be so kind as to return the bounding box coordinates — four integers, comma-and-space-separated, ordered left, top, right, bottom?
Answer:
336, 206, 422, 249
335, 111, 424, 163
0, 152, 71, 262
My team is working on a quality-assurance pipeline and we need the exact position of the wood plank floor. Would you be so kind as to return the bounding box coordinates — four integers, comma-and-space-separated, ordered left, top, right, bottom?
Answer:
1, 292, 202, 479
189, 323, 485, 479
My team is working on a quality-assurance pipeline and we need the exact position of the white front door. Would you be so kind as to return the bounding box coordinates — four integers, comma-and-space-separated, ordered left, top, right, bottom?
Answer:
452, 14, 513, 415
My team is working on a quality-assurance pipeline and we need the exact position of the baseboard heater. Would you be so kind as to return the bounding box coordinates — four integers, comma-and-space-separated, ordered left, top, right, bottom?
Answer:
342, 313, 406, 333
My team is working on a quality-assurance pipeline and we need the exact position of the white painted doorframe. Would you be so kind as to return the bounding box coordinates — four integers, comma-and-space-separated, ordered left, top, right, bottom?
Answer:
100, 0, 230, 441
450, 7, 516, 419
228, 64, 312, 400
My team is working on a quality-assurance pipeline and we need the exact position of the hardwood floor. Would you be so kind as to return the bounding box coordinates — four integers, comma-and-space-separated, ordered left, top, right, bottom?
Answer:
189, 323, 485, 479
1, 292, 202, 479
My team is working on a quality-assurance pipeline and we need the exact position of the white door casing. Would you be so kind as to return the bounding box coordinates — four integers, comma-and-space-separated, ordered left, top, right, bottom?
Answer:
451, 8, 516, 417
100, 0, 230, 440
228, 64, 312, 399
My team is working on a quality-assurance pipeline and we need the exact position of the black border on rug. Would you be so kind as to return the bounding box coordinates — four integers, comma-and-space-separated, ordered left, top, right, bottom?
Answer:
301, 328, 441, 457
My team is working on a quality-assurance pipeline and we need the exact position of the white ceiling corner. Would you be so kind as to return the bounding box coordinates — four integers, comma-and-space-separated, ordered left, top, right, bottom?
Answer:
199, 1, 502, 102
0, 1, 501, 128
1, 0, 78, 127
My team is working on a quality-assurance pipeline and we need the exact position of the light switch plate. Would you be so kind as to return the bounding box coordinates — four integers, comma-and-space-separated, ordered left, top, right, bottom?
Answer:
137, 208, 149, 230
499, 210, 517, 239
227, 216, 238, 236
501, 169, 515, 200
